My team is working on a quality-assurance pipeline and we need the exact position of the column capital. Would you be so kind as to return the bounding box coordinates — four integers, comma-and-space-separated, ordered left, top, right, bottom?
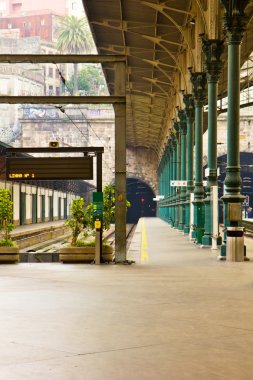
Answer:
167, 138, 173, 153
171, 133, 177, 149
173, 121, 180, 141
202, 38, 224, 82
220, 0, 249, 43
165, 147, 170, 160
189, 71, 207, 106
178, 109, 187, 135
183, 94, 195, 121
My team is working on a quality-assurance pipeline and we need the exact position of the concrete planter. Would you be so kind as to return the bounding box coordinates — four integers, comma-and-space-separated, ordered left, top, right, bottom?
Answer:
59, 245, 113, 263
0, 247, 19, 263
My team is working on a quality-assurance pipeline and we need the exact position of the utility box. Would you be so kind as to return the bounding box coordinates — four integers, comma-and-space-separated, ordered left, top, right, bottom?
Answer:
226, 227, 244, 262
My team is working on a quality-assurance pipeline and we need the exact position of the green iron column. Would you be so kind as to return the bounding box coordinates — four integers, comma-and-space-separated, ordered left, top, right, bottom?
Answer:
165, 143, 170, 223
171, 134, 177, 226
190, 71, 207, 243
160, 158, 165, 220
163, 155, 167, 220
157, 166, 161, 217
168, 140, 173, 225
159, 161, 164, 219
158, 160, 163, 219
174, 121, 181, 229
164, 147, 169, 222
220, 0, 249, 258
183, 94, 195, 234
178, 110, 187, 231
202, 38, 224, 246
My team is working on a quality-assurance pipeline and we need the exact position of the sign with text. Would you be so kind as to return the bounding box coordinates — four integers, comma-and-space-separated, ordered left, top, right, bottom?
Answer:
93, 192, 104, 221
5, 157, 93, 180
170, 180, 187, 187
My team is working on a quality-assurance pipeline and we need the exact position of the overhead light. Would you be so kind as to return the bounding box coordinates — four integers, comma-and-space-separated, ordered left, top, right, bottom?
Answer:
190, 19, 195, 25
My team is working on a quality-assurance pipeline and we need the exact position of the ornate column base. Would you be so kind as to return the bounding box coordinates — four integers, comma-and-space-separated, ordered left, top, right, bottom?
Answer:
178, 203, 185, 231
190, 226, 197, 241
193, 200, 205, 244
179, 191, 186, 232
202, 196, 212, 246
202, 234, 212, 246
184, 200, 190, 233
171, 202, 175, 227
218, 244, 227, 259
174, 201, 179, 229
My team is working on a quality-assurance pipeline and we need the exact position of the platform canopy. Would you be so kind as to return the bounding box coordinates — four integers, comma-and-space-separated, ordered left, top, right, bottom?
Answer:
82, 0, 253, 159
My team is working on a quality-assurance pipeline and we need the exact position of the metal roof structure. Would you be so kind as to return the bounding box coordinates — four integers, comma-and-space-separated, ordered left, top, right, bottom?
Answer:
82, 0, 253, 159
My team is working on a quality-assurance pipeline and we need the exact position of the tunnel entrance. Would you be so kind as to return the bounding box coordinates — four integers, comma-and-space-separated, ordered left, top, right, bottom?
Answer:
126, 178, 157, 223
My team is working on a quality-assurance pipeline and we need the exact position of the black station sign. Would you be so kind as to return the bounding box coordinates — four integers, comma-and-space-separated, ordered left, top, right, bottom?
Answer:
5, 156, 93, 181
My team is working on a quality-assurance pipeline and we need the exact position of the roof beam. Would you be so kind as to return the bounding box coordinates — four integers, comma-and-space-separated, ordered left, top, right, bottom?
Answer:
0, 54, 125, 64
141, 1, 194, 16
0, 96, 125, 104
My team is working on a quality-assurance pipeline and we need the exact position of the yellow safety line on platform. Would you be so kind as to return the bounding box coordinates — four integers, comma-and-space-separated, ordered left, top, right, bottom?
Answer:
141, 219, 149, 262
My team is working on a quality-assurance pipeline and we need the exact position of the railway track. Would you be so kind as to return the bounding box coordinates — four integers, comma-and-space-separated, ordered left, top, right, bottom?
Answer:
20, 224, 137, 262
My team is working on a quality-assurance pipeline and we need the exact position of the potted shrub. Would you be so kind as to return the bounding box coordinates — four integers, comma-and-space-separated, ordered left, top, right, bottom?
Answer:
59, 184, 130, 263
0, 189, 19, 262
64, 197, 87, 246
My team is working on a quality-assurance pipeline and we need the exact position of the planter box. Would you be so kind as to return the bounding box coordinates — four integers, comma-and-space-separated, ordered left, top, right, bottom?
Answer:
0, 247, 19, 263
59, 246, 113, 263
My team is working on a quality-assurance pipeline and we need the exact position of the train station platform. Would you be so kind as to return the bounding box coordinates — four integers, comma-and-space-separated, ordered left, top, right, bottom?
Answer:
1, 217, 253, 379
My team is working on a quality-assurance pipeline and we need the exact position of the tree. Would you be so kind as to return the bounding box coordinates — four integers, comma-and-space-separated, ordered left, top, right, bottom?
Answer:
65, 197, 88, 246
66, 65, 107, 95
0, 189, 15, 246
56, 16, 93, 95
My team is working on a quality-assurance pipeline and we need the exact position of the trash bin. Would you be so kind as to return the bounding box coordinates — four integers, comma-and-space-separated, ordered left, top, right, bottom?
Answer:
226, 227, 244, 262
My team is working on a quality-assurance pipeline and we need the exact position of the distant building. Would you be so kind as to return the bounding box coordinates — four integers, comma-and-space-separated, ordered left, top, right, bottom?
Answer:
0, 0, 86, 42
0, 12, 57, 42
0, 35, 65, 143
0, 0, 85, 17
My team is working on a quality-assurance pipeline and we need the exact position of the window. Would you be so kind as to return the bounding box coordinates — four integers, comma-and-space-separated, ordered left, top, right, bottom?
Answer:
0, 2, 7, 11
48, 67, 53, 78
12, 3, 22, 13
56, 87, 60, 96
48, 85, 53, 96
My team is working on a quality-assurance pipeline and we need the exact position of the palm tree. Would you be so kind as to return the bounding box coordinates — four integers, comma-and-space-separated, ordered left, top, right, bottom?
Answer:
56, 16, 94, 95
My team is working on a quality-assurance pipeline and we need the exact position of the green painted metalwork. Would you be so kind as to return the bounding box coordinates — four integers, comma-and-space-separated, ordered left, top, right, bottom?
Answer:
174, 121, 181, 229
220, 0, 249, 257
201, 38, 224, 246
171, 134, 177, 226
190, 71, 207, 243
168, 140, 173, 225
178, 110, 187, 231
183, 94, 195, 234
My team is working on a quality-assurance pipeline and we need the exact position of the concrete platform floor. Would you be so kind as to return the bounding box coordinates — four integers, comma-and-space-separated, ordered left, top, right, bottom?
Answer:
1, 217, 253, 379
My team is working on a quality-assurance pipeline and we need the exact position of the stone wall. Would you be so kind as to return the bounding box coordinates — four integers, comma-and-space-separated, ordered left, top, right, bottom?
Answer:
127, 146, 158, 194
12, 105, 159, 192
